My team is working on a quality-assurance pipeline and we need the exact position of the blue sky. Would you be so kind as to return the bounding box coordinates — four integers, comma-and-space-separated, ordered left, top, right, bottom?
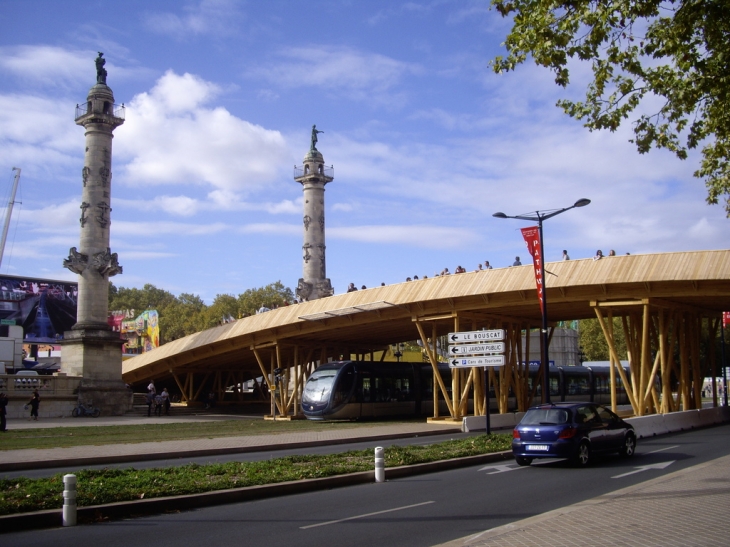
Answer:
0, 0, 727, 303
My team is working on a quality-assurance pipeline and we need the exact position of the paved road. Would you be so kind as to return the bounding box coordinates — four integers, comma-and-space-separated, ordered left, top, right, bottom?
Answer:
4, 424, 729, 547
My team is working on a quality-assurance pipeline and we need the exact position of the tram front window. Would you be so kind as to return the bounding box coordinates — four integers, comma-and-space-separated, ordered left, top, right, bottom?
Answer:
303, 369, 338, 404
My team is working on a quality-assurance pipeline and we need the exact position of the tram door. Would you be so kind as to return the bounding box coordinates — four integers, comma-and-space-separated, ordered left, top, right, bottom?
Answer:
358, 370, 374, 419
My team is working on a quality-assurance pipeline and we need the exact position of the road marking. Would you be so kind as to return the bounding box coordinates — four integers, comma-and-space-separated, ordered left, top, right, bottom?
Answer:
478, 464, 525, 474
612, 460, 675, 479
645, 445, 679, 454
300, 501, 435, 529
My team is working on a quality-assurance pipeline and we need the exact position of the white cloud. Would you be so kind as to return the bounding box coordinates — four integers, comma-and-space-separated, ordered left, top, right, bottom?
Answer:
113, 220, 229, 237
332, 202, 355, 212
329, 225, 479, 248
115, 70, 291, 193
0, 94, 81, 154
115, 193, 301, 217
248, 46, 421, 107
238, 223, 299, 236
0, 46, 89, 88
142, 0, 243, 39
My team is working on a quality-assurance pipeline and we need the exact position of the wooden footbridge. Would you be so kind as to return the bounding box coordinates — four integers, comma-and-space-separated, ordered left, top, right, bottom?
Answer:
122, 250, 730, 420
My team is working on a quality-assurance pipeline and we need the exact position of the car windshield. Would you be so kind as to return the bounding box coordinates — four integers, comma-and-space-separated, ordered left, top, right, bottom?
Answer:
302, 369, 338, 404
521, 408, 570, 425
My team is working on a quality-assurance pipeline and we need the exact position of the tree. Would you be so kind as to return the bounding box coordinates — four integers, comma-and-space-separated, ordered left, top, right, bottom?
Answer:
491, 0, 730, 214
200, 294, 239, 330
109, 283, 177, 313
238, 281, 295, 316
579, 318, 627, 361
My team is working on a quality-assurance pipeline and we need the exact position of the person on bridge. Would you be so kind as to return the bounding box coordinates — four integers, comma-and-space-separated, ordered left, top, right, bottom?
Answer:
484, 261, 493, 269
513, 256, 522, 266
562, 250, 570, 260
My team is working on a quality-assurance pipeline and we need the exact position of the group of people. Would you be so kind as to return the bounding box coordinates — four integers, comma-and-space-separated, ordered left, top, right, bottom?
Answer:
0, 389, 41, 430
346, 250, 633, 291
146, 382, 171, 416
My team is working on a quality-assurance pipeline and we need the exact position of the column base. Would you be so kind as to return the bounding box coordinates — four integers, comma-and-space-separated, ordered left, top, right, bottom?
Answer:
60, 327, 131, 415
76, 379, 133, 416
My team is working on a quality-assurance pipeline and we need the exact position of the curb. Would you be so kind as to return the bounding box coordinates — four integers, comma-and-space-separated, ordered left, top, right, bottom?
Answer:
0, 427, 461, 472
0, 450, 512, 533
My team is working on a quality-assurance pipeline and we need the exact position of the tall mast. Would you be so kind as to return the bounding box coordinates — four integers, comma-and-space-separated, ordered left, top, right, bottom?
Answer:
0, 167, 21, 268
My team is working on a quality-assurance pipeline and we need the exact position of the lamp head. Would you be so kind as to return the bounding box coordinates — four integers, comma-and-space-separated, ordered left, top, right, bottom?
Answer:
574, 198, 591, 208
493, 212, 507, 218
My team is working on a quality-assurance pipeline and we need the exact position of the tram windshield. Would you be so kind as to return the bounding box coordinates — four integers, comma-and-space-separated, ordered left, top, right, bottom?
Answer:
303, 369, 338, 404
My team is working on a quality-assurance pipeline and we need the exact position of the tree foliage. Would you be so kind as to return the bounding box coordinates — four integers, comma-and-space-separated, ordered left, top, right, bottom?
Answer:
579, 318, 627, 361
107, 281, 295, 345
491, 0, 730, 214
237, 281, 295, 317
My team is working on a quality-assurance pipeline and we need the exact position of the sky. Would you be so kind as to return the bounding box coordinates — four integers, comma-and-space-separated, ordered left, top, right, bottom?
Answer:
0, 0, 727, 304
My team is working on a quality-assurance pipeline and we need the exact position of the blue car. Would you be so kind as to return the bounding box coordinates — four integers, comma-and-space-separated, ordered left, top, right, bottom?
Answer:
512, 402, 636, 467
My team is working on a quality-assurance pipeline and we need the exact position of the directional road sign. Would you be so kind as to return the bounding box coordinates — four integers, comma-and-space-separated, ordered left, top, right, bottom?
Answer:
450, 355, 505, 368
448, 329, 504, 343
448, 343, 505, 355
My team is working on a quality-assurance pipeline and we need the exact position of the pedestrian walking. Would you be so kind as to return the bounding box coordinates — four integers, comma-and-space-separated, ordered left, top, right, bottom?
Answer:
28, 390, 40, 420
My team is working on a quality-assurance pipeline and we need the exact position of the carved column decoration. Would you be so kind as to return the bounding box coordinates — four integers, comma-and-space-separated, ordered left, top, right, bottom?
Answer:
79, 202, 90, 226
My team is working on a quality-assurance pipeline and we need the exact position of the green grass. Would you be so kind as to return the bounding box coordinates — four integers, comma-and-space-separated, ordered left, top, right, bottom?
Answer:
0, 419, 382, 451
0, 435, 511, 515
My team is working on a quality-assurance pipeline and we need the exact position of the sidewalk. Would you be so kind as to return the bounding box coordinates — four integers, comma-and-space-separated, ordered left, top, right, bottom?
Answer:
0, 415, 461, 471
434, 453, 730, 547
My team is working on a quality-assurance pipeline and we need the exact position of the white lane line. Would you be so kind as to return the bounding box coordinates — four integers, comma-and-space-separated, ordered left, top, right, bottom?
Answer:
645, 445, 679, 454
300, 501, 435, 529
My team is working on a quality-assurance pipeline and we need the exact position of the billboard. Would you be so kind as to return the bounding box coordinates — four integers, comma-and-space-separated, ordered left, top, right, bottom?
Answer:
0, 275, 78, 344
108, 309, 160, 355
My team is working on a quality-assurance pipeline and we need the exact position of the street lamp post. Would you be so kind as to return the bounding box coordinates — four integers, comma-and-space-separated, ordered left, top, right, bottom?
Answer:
493, 198, 590, 404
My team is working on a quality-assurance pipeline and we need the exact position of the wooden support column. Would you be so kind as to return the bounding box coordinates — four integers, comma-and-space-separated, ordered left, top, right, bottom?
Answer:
414, 319, 455, 418
169, 369, 188, 403
593, 306, 638, 413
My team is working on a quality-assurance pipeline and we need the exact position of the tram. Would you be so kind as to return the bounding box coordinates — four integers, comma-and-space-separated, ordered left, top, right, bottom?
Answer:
301, 360, 633, 420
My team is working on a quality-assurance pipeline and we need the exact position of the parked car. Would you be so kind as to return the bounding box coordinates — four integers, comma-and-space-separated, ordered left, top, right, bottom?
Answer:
512, 402, 636, 467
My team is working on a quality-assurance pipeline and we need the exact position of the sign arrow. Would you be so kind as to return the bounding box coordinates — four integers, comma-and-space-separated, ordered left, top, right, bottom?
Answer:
612, 460, 675, 479
450, 355, 505, 367
448, 330, 505, 343
449, 343, 505, 355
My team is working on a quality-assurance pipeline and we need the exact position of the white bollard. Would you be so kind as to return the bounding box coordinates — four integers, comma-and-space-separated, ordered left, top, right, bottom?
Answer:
374, 446, 385, 483
62, 474, 77, 527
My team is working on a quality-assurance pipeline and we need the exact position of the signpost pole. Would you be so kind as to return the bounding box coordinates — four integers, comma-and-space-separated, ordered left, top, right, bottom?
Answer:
722, 316, 728, 407
484, 367, 491, 435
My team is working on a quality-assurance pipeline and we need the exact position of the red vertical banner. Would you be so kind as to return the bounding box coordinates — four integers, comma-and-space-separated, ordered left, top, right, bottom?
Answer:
520, 226, 545, 315
723, 311, 730, 328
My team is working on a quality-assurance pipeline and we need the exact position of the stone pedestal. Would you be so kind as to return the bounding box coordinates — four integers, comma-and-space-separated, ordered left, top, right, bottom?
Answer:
62, 328, 131, 415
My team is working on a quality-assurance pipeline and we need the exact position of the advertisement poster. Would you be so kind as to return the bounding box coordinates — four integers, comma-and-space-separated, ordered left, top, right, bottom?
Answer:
0, 275, 78, 343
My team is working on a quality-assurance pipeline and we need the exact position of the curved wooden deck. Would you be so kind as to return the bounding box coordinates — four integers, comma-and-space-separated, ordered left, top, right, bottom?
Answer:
122, 250, 730, 417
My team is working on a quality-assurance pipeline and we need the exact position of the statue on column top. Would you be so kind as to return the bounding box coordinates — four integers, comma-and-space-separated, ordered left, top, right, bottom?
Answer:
310, 125, 324, 151
95, 52, 107, 85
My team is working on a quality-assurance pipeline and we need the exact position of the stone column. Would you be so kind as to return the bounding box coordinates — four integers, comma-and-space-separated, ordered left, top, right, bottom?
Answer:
61, 53, 129, 415
294, 127, 334, 301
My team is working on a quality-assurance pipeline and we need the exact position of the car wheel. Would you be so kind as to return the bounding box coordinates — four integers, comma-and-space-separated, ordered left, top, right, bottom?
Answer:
572, 441, 591, 467
515, 456, 533, 467
71, 407, 80, 418
619, 433, 636, 457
